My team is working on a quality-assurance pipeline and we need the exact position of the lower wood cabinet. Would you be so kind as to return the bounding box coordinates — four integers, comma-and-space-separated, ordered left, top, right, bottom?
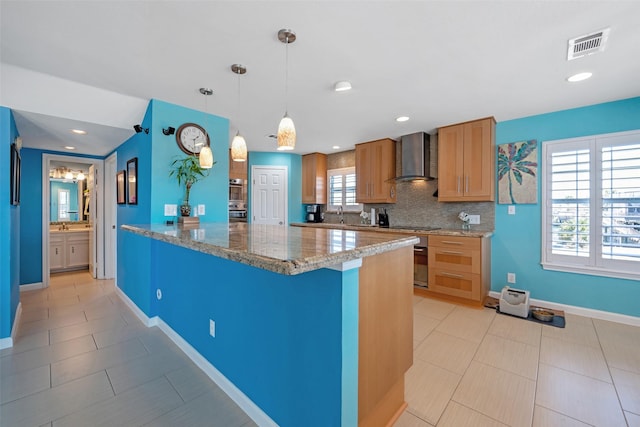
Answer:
50, 231, 90, 272
425, 234, 491, 305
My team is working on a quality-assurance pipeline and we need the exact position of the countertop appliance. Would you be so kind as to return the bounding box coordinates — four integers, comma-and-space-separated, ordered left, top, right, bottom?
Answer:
306, 204, 324, 223
378, 209, 389, 227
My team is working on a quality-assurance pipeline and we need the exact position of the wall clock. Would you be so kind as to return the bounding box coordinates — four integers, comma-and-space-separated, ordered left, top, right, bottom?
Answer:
176, 123, 210, 156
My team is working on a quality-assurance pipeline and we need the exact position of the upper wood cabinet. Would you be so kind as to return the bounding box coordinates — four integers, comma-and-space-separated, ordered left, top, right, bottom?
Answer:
437, 117, 495, 202
356, 138, 396, 204
301, 152, 327, 204
229, 149, 247, 180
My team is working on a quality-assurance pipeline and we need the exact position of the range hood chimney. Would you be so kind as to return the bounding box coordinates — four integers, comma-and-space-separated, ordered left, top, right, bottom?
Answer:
396, 132, 433, 181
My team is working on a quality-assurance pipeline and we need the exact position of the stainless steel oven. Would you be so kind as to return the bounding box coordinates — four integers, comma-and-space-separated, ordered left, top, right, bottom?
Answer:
229, 178, 244, 203
414, 236, 429, 288
229, 202, 247, 222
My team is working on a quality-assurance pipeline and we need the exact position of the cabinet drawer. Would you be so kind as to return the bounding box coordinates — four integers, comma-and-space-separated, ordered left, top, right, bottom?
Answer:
428, 269, 480, 301
429, 247, 480, 274
428, 235, 480, 250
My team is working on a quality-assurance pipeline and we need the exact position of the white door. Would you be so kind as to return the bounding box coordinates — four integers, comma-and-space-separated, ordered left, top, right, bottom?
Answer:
251, 166, 287, 225
104, 153, 116, 279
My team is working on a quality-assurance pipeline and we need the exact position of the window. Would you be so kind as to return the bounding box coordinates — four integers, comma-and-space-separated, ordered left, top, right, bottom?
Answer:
58, 189, 70, 220
542, 130, 640, 279
327, 167, 361, 212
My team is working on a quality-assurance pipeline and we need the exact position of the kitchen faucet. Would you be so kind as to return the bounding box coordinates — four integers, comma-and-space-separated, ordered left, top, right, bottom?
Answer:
337, 206, 344, 224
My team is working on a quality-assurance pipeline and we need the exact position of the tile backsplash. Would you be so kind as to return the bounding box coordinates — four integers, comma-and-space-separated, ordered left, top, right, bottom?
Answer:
323, 144, 495, 231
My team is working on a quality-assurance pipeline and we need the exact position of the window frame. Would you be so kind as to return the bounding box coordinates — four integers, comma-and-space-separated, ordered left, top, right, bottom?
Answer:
541, 129, 640, 280
58, 189, 70, 220
326, 167, 362, 213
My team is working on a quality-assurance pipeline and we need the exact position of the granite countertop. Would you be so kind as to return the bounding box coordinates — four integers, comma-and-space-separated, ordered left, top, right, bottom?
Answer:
122, 222, 419, 275
291, 222, 493, 238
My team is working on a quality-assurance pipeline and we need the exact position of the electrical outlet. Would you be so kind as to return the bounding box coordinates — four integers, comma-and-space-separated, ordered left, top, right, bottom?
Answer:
468, 214, 480, 224
508, 205, 516, 215
198, 204, 205, 215
507, 272, 516, 284
209, 319, 215, 337
164, 204, 177, 216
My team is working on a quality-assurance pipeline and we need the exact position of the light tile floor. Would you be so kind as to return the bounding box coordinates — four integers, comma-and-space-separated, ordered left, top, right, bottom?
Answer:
396, 295, 640, 427
0, 271, 256, 427
3, 272, 640, 427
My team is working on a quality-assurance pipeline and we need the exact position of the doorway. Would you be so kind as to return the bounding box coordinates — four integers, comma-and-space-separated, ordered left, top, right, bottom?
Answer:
41, 154, 107, 289
251, 165, 288, 225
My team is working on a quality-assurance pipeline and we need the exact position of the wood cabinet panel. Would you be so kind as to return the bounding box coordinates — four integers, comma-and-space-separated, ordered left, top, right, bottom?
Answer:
301, 152, 327, 204
229, 149, 248, 180
438, 117, 495, 202
356, 138, 396, 203
425, 235, 491, 306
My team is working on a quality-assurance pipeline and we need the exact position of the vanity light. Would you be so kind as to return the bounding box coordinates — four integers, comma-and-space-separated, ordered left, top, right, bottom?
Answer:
396, 116, 410, 122
76, 172, 85, 181
567, 72, 593, 82
65, 171, 73, 180
71, 129, 87, 135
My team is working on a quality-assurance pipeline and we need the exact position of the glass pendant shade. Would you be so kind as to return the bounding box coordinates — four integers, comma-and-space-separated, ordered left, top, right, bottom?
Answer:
76, 172, 85, 181
277, 114, 296, 151
231, 133, 247, 162
199, 145, 214, 169
65, 171, 73, 180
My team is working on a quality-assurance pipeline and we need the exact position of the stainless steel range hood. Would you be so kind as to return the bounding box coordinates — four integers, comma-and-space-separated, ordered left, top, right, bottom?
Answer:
396, 132, 433, 181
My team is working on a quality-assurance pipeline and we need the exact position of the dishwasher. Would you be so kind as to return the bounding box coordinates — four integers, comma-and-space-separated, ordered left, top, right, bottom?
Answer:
413, 236, 429, 288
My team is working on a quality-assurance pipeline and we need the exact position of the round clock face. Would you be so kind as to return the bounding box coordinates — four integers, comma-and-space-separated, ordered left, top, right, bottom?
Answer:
176, 123, 209, 155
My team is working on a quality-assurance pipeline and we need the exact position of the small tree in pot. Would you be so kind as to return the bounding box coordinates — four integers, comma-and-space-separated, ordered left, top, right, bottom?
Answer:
169, 155, 213, 216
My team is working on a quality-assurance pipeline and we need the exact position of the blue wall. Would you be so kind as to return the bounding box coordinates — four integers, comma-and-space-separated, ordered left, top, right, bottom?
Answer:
50, 181, 79, 221
117, 99, 230, 317
247, 152, 304, 224
0, 107, 21, 339
493, 97, 640, 317
150, 239, 359, 427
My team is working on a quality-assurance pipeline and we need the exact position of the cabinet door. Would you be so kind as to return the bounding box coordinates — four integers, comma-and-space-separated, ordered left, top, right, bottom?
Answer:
463, 118, 495, 201
50, 242, 65, 270
437, 124, 465, 201
369, 139, 396, 203
355, 143, 371, 203
301, 153, 327, 204
67, 235, 89, 268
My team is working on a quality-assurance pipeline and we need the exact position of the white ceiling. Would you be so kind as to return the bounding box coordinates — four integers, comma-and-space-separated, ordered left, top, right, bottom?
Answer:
2, 1, 639, 157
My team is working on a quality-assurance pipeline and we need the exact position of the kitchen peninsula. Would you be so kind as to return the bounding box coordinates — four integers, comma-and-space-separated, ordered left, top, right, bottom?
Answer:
121, 222, 418, 427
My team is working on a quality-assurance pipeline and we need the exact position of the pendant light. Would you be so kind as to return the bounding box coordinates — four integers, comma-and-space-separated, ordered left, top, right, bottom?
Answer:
277, 29, 296, 151
230, 64, 248, 162
199, 88, 214, 169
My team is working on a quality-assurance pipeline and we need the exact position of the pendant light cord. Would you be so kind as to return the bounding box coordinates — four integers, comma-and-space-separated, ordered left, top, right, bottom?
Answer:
285, 34, 289, 115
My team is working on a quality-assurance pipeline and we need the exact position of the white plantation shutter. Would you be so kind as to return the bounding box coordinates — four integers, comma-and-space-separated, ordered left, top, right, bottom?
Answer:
327, 167, 362, 212
542, 130, 640, 279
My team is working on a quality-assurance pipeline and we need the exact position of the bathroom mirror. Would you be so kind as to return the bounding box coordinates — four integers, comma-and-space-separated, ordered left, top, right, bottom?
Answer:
49, 161, 90, 223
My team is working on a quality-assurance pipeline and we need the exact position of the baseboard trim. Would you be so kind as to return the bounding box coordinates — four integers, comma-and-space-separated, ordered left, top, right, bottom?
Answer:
112, 288, 277, 427
114, 287, 158, 327
156, 318, 278, 427
20, 282, 44, 292
0, 302, 22, 350
488, 291, 640, 327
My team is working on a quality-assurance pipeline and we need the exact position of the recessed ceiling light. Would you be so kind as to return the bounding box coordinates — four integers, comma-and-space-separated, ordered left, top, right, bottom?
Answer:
396, 116, 410, 122
71, 129, 87, 135
64, 146, 76, 150
567, 72, 592, 82
332, 145, 340, 150
334, 81, 352, 92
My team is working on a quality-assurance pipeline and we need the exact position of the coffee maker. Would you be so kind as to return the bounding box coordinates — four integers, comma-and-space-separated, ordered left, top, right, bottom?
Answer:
306, 204, 324, 223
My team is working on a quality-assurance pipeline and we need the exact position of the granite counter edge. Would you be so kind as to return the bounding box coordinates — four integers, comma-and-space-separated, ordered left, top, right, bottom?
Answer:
121, 224, 418, 275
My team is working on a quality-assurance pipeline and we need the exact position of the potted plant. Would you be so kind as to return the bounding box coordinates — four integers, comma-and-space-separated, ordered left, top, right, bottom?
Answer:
169, 155, 213, 216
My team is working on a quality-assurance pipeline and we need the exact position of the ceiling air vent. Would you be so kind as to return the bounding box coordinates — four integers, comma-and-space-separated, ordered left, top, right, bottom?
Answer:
567, 28, 610, 60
